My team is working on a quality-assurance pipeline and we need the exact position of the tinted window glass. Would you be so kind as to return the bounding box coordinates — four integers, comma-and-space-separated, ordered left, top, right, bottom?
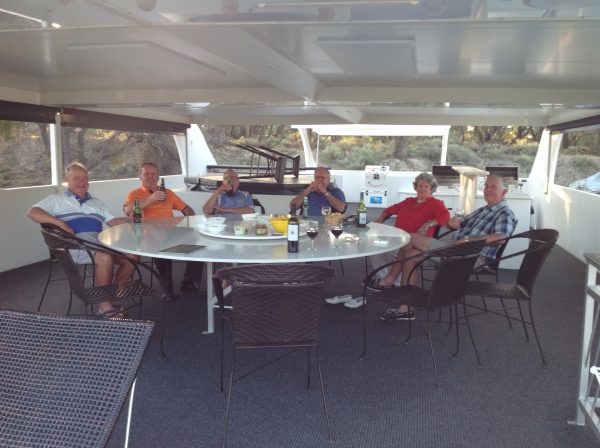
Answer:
0, 120, 51, 188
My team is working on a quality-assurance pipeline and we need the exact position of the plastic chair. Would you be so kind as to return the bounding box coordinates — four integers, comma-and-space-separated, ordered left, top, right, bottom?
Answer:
362, 240, 485, 387
213, 263, 335, 447
465, 229, 559, 364
0, 309, 153, 448
40, 224, 168, 357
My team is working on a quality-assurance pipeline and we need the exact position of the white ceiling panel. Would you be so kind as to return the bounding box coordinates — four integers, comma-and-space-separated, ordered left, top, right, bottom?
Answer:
0, 0, 600, 126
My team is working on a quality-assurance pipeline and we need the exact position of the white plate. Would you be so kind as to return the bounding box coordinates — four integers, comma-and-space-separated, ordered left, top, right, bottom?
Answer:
197, 226, 288, 240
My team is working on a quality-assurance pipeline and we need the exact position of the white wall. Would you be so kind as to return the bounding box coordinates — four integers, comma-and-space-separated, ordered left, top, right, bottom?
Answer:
535, 186, 600, 262
528, 129, 600, 262
0, 186, 59, 272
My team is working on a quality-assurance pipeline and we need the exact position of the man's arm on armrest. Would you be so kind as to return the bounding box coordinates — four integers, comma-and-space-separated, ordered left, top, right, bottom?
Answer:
27, 207, 74, 234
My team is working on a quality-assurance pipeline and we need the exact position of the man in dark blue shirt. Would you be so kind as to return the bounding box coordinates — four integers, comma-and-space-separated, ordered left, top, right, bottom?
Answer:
290, 167, 346, 216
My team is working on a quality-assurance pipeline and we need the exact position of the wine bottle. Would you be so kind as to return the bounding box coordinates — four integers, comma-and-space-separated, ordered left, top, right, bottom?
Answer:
302, 196, 309, 218
159, 178, 166, 201
133, 198, 142, 223
287, 207, 299, 253
357, 191, 367, 228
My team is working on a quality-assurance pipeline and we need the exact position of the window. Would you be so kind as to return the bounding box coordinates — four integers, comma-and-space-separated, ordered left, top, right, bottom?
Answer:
202, 124, 305, 167
198, 124, 542, 177
554, 128, 600, 194
61, 127, 182, 181
0, 120, 51, 188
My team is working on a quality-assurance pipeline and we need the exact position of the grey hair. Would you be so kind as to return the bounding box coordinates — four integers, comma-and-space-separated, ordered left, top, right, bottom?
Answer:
486, 173, 506, 189
413, 172, 438, 193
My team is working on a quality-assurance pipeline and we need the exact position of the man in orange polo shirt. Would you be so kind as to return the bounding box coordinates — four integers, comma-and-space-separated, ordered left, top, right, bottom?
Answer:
124, 162, 203, 300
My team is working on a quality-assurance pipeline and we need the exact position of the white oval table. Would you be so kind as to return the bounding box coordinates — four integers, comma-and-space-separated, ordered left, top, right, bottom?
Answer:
99, 216, 410, 333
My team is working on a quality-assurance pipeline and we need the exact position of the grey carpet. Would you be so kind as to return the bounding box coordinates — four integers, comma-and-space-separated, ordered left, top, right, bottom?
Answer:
0, 247, 597, 448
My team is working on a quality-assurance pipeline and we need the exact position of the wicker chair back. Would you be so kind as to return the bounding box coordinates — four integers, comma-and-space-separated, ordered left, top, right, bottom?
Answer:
515, 229, 559, 295
425, 240, 485, 310
0, 309, 153, 448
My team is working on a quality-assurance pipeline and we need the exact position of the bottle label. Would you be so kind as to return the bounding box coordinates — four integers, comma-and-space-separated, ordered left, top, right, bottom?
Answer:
358, 212, 367, 225
287, 224, 299, 241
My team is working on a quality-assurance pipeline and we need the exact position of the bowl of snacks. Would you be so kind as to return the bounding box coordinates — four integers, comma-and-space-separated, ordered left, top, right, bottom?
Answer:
207, 216, 226, 225
269, 215, 290, 234
206, 223, 226, 234
325, 212, 345, 225
241, 213, 258, 221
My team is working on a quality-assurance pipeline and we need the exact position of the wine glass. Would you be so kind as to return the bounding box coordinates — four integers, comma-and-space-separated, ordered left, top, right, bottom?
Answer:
454, 209, 466, 220
330, 224, 343, 247
306, 220, 319, 251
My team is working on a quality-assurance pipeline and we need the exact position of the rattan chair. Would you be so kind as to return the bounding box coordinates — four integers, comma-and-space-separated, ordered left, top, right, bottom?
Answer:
38, 223, 96, 314
40, 224, 167, 357
252, 197, 266, 214
465, 228, 559, 364
213, 263, 335, 447
362, 240, 485, 386
0, 309, 153, 448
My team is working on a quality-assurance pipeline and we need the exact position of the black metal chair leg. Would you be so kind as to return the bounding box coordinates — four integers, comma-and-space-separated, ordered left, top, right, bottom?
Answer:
405, 314, 413, 344
462, 301, 482, 367
158, 295, 167, 359
443, 307, 453, 336
424, 313, 441, 388
220, 308, 227, 393
223, 351, 235, 448
527, 302, 546, 365
452, 304, 460, 358
499, 298, 513, 328
306, 346, 311, 389
361, 291, 368, 358
316, 347, 333, 441
517, 301, 530, 341
38, 259, 55, 312
67, 291, 73, 315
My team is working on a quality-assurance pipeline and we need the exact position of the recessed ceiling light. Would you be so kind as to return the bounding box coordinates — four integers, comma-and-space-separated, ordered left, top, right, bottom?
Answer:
256, 1, 419, 8
523, 0, 600, 9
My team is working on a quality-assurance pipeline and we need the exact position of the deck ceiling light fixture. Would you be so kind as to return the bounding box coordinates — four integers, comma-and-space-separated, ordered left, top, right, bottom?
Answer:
256, 1, 420, 8
136, 0, 157, 12
0, 7, 60, 27
523, 0, 600, 8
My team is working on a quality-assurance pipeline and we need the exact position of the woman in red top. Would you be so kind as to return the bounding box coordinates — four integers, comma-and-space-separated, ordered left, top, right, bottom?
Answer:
369, 172, 450, 319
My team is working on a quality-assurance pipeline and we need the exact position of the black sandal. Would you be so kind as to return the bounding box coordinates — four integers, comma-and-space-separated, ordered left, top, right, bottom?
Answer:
365, 278, 395, 291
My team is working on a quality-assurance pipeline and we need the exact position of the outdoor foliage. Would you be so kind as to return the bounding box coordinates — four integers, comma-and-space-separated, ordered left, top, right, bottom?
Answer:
2, 121, 599, 191
203, 125, 543, 179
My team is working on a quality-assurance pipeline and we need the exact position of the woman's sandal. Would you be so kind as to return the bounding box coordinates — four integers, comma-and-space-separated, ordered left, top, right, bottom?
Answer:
365, 277, 395, 291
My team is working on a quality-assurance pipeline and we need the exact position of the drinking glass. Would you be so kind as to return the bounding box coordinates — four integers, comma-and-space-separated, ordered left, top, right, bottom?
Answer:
306, 220, 319, 251
330, 224, 343, 247
321, 206, 331, 221
454, 209, 466, 220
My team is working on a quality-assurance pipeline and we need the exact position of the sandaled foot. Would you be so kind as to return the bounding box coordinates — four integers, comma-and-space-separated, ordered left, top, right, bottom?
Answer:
365, 277, 395, 292
97, 308, 124, 319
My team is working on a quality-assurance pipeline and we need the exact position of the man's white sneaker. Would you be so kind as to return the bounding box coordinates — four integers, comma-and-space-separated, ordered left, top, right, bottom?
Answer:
325, 294, 353, 305
344, 296, 365, 308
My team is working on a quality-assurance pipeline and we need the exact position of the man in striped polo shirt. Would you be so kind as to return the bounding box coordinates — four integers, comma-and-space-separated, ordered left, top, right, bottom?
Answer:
27, 162, 133, 318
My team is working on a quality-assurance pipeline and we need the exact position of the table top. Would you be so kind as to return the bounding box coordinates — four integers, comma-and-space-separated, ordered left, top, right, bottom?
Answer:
98, 216, 410, 263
